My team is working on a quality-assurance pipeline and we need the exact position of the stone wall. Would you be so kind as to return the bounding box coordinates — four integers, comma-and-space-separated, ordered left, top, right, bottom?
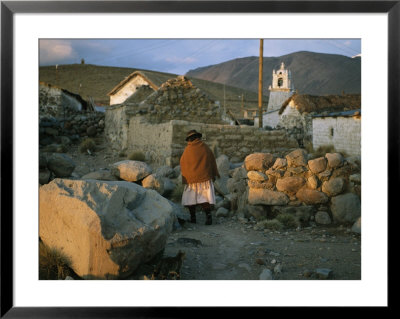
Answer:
127, 117, 174, 165
39, 109, 105, 151
39, 83, 84, 116
121, 117, 299, 167
312, 116, 361, 156
104, 103, 130, 150
237, 149, 361, 227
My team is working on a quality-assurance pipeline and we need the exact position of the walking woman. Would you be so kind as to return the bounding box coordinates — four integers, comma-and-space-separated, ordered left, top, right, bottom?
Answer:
180, 130, 220, 225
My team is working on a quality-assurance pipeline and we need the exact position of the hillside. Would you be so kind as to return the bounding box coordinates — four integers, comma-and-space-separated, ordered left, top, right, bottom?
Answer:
39, 64, 268, 118
186, 51, 361, 96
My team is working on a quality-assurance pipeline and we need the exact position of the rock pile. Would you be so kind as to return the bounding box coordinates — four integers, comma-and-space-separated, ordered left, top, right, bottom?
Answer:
211, 149, 361, 232
39, 153, 76, 185
240, 149, 361, 229
125, 76, 225, 125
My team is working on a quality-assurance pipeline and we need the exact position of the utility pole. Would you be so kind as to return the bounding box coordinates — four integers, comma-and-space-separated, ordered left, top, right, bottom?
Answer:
241, 93, 244, 117
223, 84, 226, 112
258, 39, 263, 128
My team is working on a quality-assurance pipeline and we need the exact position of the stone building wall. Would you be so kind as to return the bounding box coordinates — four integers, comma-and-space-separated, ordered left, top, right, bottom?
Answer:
279, 102, 313, 144
127, 117, 174, 165
104, 103, 130, 150
267, 91, 293, 112
312, 116, 361, 156
121, 117, 299, 167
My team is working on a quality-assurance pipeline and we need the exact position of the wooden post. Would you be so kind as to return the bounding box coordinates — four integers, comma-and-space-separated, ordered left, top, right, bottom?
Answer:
241, 93, 244, 117
258, 39, 263, 128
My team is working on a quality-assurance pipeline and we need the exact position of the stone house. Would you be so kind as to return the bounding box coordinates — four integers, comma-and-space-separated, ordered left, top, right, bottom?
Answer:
278, 93, 361, 147
312, 109, 361, 156
39, 82, 91, 116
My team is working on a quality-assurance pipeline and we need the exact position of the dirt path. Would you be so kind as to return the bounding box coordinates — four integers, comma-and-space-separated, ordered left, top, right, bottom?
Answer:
164, 213, 361, 280
63, 134, 361, 280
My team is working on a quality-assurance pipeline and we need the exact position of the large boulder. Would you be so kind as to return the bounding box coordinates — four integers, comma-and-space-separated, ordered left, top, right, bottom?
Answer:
214, 176, 230, 196
248, 188, 289, 206
39, 169, 51, 185
247, 171, 268, 182
39, 179, 174, 279
296, 188, 329, 205
155, 165, 176, 179
308, 157, 327, 174
232, 166, 248, 180
81, 170, 119, 181
315, 211, 332, 225
227, 178, 247, 194
47, 153, 76, 177
330, 193, 361, 224
325, 153, 344, 169
216, 154, 231, 177
272, 158, 287, 170
321, 177, 345, 197
244, 153, 274, 172
352, 217, 361, 234
276, 176, 306, 194
142, 174, 165, 195
286, 149, 308, 168
111, 160, 152, 182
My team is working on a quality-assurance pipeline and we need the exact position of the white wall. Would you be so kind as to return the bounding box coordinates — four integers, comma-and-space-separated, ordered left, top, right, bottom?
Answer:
110, 76, 150, 105
312, 116, 361, 156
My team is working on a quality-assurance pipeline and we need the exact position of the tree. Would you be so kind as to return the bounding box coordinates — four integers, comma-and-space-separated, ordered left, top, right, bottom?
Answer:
81, 58, 85, 65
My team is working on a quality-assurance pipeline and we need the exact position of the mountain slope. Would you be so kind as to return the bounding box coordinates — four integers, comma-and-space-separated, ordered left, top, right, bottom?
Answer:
186, 51, 361, 96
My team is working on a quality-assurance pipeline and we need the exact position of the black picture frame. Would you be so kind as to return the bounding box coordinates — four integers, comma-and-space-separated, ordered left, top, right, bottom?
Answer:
1, 1, 396, 317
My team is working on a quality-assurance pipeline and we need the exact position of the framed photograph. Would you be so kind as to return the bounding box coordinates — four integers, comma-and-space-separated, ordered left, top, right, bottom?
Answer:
1, 0, 396, 316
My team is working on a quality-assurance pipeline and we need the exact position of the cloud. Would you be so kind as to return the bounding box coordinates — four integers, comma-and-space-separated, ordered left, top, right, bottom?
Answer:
39, 40, 78, 65
165, 56, 197, 64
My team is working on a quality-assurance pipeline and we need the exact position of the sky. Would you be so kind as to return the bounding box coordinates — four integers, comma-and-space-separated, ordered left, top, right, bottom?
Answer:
39, 39, 361, 75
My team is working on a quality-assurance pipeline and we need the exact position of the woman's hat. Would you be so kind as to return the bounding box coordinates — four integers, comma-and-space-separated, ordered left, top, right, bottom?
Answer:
185, 129, 202, 141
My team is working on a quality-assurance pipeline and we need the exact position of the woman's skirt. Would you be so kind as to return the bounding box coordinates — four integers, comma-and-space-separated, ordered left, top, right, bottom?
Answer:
181, 180, 216, 206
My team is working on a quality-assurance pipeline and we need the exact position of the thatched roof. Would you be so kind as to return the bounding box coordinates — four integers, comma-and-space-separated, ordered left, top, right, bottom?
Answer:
278, 93, 361, 115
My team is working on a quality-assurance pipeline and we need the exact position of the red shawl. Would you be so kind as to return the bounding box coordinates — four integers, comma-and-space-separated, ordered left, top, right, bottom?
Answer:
180, 139, 220, 184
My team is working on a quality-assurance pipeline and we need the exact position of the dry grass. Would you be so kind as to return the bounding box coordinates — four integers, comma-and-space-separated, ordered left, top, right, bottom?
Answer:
257, 219, 284, 231
39, 240, 77, 280
313, 145, 336, 158
79, 138, 96, 153
275, 213, 299, 229
127, 151, 146, 162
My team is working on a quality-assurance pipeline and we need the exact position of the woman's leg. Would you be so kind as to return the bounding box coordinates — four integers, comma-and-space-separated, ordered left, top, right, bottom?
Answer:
186, 205, 196, 223
200, 202, 212, 225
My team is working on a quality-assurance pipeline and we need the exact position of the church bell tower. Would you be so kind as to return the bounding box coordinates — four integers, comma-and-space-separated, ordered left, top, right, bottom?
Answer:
267, 62, 295, 112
